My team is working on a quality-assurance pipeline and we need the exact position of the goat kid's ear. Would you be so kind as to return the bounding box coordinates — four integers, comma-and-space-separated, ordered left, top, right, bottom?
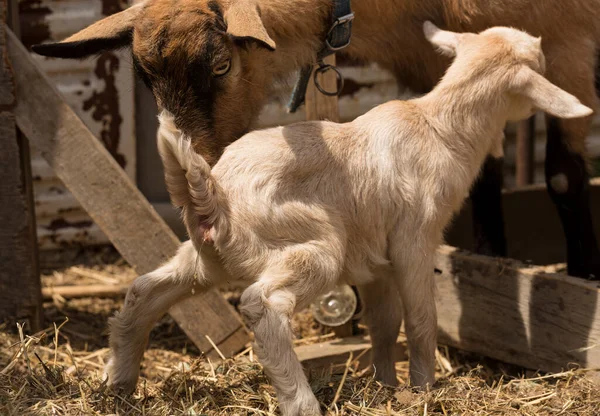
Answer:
31, 1, 146, 59
225, 0, 276, 51
513, 66, 593, 119
423, 21, 460, 57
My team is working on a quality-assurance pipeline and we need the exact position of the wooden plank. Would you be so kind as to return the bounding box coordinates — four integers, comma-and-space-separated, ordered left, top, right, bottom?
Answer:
305, 55, 340, 123
296, 335, 407, 374
42, 284, 130, 299
6, 25, 248, 356
0, 4, 42, 332
435, 245, 600, 372
515, 115, 536, 186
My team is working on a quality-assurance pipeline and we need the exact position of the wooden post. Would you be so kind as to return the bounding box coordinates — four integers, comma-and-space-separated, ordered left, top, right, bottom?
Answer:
0, 1, 42, 331
6, 26, 249, 357
305, 55, 340, 123
515, 115, 536, 187
305, 55, 355, 337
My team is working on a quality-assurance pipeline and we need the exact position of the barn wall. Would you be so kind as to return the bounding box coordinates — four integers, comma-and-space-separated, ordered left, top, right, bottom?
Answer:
20, 0, 135, 249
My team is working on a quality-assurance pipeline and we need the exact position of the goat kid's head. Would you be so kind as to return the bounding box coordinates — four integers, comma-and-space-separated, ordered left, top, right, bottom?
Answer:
423, 21, 593, 121
33, 0, 276, 165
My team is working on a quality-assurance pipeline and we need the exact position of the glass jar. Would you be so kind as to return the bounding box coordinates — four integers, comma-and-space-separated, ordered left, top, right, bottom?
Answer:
310, 283, 358, 327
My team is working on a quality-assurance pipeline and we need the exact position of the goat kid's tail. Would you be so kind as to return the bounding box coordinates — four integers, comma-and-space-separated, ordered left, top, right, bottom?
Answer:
157, 112, 224, 245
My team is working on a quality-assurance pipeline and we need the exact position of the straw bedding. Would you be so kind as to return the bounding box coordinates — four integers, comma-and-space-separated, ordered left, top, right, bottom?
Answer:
1, 247, 598, 415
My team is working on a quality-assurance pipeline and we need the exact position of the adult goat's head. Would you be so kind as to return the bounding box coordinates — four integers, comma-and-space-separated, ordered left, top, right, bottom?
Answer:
33, 0, 276, 165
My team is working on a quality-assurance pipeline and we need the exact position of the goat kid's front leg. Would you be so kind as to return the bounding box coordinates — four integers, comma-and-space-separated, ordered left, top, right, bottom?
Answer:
391, 253, 437, 389
105, 241, 227, 394
357, 278, 403, 386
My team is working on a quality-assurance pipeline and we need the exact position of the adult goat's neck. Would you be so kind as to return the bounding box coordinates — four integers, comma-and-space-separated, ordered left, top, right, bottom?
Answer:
258, 0, 332, 74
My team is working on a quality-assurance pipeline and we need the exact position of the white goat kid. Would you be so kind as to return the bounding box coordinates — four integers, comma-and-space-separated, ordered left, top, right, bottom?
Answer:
105, 23, 592, 415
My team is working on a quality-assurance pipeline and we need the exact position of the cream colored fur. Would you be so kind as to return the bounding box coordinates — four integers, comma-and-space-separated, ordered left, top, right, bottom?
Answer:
104, 23, 591, 415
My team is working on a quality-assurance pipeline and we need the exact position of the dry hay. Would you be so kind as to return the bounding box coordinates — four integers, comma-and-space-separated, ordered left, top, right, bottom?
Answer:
1, 248, 599, 415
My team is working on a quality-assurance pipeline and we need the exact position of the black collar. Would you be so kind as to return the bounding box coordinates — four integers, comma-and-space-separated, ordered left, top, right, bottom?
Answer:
287, 0, 354, 113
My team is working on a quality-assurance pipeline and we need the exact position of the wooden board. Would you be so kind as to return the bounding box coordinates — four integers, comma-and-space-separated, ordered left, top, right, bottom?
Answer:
6, 25, 248, 356
435, 245, 600, 372
42, 284, 130, 299
305, 55, 340, 123
0, 7, 42, 332
296, 335, 407, 374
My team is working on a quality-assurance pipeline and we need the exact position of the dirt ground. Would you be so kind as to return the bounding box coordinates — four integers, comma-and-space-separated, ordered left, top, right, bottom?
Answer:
1, 246, 599, 415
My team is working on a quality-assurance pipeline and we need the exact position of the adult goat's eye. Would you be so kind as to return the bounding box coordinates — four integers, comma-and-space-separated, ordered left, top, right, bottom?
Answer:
212, 60, 231, 76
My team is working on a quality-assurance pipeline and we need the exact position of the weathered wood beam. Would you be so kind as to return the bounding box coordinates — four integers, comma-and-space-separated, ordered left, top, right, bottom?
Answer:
297, 247, 600, 375
296, 335, 407, 374
515, 115, 536, 186
435, 245, 600, 372
42, 284, 129, 299
6, 25, 248, 357
0, 4, 42, 331
305, 55, 341, 123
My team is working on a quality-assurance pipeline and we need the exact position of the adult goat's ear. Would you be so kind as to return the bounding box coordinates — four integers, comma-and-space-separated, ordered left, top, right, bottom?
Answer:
423, 21, 460, 57
31, 2, 146, 59
225, 0, 276, 51
512, 66, 593, 119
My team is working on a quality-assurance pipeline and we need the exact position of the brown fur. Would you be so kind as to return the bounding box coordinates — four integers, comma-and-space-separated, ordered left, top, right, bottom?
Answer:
31, 0, 600, 276
32, 0, 600, 162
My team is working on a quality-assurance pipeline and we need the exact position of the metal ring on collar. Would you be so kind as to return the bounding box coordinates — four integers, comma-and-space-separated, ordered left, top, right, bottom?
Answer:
313, 64, 344, 97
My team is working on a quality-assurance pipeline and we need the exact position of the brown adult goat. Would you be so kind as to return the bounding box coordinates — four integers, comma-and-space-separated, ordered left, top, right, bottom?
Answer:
33, 0, 600, 278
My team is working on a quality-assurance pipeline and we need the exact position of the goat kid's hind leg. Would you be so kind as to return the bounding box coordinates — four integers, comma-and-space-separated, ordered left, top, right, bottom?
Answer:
105, 241, 228, 394
357, 278, 403, 386
239, 248, 341, 415
241, 284, 320, 416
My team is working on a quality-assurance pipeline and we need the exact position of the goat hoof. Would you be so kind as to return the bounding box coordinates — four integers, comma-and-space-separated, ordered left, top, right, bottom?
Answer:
103, 356, 138, 395
280, 395, 322, 416
584, 261, 600, 281
568, 259, 600, 281
375, 374, 400, 387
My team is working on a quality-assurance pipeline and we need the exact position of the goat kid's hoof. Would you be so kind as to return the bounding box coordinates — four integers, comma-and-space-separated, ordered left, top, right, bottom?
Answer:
280, 396, 322, 416
103, 356, 138, 395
